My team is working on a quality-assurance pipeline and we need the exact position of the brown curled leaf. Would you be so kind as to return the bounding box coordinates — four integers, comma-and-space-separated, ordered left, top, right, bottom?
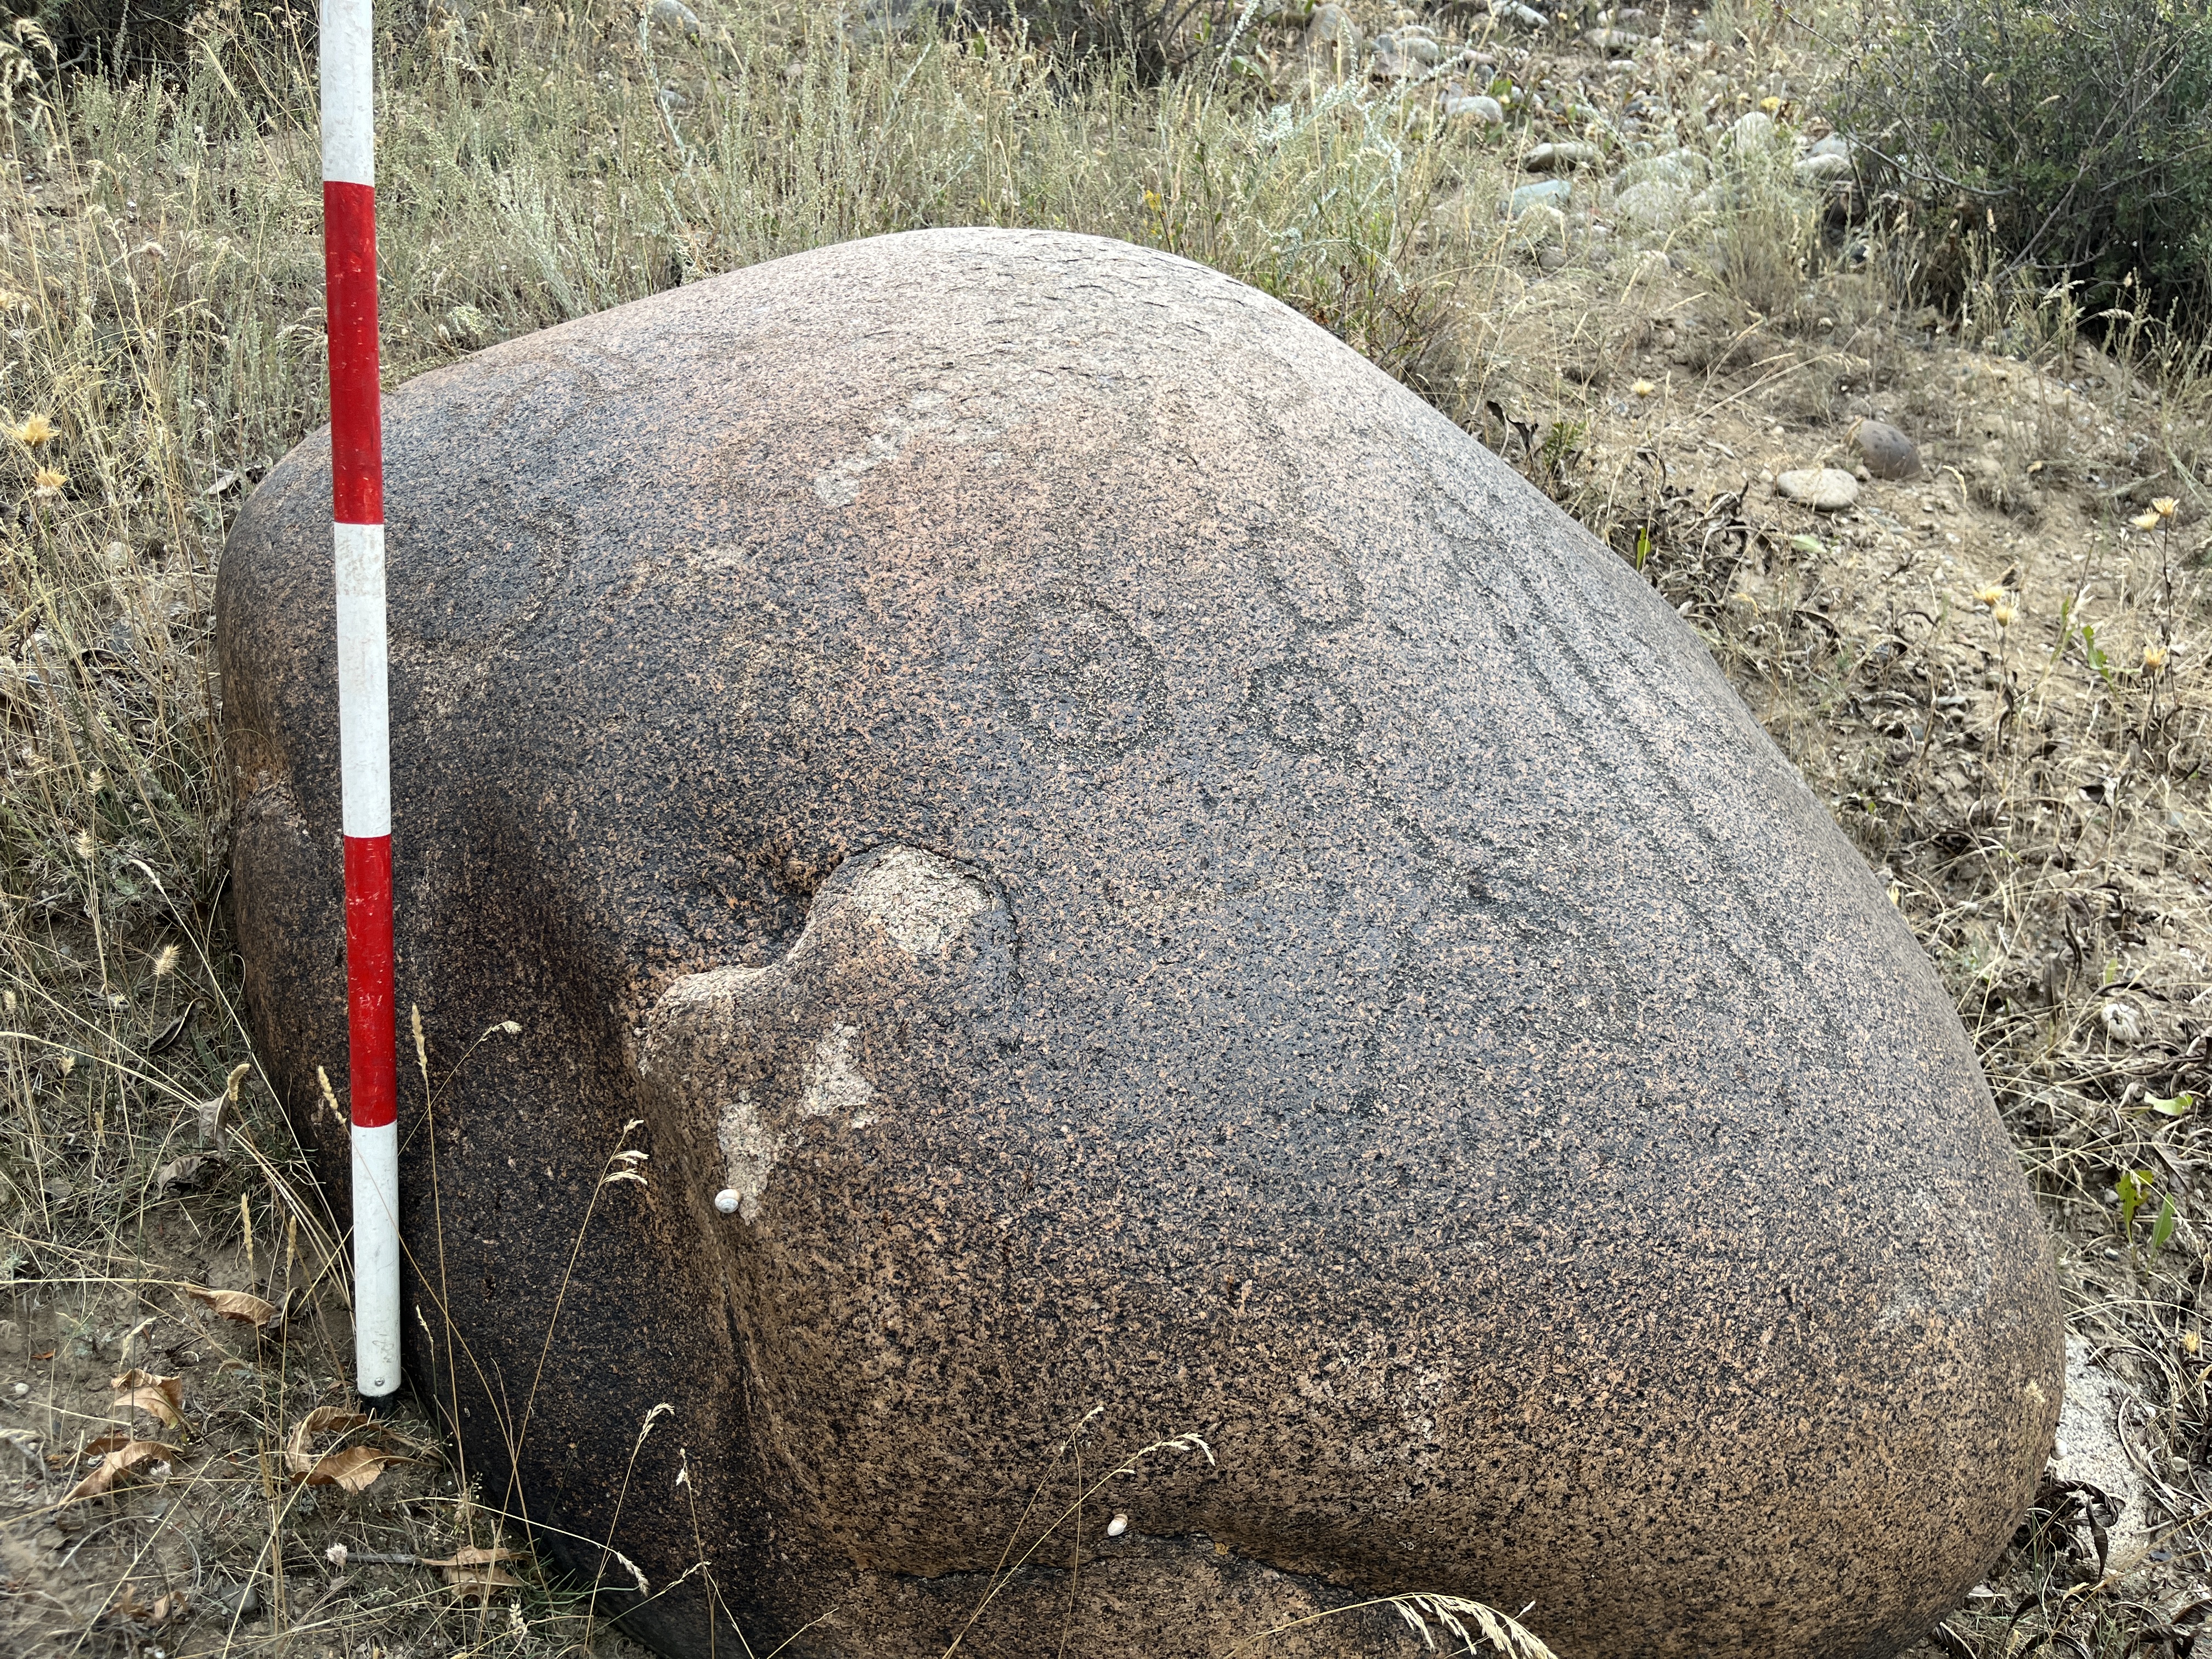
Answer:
111, 1370, 184, 1427
297, 1444, 408, 1492
63, 1438, 178, 1503
182, 1284, 281, 1328
155, 1154, 221, 1193
285, 1407, 404, 1491
422, 1545, 526, 1600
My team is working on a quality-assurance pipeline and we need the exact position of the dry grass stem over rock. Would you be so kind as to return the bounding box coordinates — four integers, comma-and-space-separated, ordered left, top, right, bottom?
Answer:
0, 0, 2209, 1654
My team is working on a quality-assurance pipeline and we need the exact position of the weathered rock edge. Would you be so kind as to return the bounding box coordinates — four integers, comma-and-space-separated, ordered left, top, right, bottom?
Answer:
217, 227, 2063, 1659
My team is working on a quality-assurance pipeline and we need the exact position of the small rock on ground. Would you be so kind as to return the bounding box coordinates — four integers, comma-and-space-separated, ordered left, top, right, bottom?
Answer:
1850, 419, 1920, 480
1446, 94, 1505, 124
2052, 1335, 2154, 1571
1511, 179, 1573, 216
1612, 179, 1689, 229
1515, 205, 1568, 249
1527, 141, 1604, 172
1305, 3, 1361, 64
1618, 149, 1708, 190
1793, 152, 1853, 185
1776, 467, 1860, 511
1726, 109, 1785, 154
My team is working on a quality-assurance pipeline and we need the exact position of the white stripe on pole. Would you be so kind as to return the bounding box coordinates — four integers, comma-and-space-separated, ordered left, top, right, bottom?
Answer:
351, 1120, 401, 1395
320, 0, 376, 188
334, 521, 391, 840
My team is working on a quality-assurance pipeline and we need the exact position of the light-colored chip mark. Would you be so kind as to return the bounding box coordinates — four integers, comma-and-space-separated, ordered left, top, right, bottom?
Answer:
843, 845, 993, 958
715, 1091, 776, 1224
811, 379, 1048, 509
801, 1023, 876, 1122
672, 844, 998, 1223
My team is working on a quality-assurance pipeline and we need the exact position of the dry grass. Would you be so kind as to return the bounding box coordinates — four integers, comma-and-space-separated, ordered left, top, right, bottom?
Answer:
0, 0, 2209, 1654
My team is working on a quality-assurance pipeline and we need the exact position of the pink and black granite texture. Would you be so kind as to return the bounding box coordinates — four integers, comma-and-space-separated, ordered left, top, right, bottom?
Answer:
217, 229, 2062, 1659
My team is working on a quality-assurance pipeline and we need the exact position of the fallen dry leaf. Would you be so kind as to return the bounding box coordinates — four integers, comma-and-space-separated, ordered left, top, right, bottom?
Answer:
287, 1406, 370, 1451
104, 1588, 188, 1627
111, 1369, 184, 1428
146, 1006, 192, 1056
182, 1284, 284, 1330
198, 1062, 251, 1143
64, 1438, 177, 1503
154, 1153, 222, 1193
300, 1444, 409, 1492
422, 1544, 525, 1601
284, 1406, 407, 1492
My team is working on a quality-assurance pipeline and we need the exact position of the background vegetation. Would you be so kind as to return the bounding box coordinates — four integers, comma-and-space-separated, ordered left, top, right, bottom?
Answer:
1832, 0, 2212, 326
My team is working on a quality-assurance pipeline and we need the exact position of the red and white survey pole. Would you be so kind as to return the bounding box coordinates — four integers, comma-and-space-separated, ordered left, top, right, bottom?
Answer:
322, 0, 400, 1399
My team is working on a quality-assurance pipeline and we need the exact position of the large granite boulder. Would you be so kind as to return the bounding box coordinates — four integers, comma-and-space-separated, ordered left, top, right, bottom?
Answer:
217, 229, 2062, 1659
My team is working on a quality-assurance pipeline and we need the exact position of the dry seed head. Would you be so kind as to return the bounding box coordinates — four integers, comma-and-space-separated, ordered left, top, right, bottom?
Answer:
317, 1064, 345, 1127
74, 828, 95, 858
2145, 644, 2170, 672
1630, 378, 1656, 398
153, 943, 179, 977
2153, 496, 2178, 518
1992, 602, 2016, 628
33, 466, 66, 496
1974, 584, 2004, 607
11, 413, 54, 447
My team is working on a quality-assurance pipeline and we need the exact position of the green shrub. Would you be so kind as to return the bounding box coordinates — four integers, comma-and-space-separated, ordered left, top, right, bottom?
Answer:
1831, 0, 2212, 330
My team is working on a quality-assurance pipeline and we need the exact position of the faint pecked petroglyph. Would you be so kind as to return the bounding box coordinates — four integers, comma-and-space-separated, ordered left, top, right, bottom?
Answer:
1246, 658, 1365, 758
997, 589, 1168, 760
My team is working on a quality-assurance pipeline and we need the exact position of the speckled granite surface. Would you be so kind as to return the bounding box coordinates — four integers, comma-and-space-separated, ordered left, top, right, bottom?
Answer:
218, 228, 2062, 1659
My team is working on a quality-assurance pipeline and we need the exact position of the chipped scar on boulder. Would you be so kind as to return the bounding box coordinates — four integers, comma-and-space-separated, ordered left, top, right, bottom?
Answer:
718, 1091, 775, 1223
811, 379, 1045, 508
642, 844, 998, 1226
836, 844, 992, 957
800, 1024, 874, 1122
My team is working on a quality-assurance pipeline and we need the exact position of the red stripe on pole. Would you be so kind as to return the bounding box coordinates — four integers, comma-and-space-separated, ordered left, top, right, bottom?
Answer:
324, 179, 383, 526
344, 833, 397, 1129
